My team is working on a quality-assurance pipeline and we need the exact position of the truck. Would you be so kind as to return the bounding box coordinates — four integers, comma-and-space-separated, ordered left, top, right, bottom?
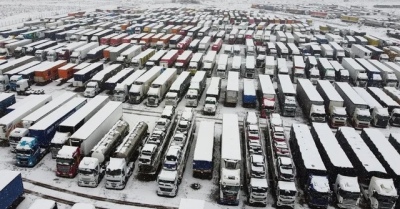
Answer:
69, 42, 99, 64
223, 71, 239, 107
368, 59, 398, 87
109, 43, 131, 62
131, 48, 156, 69
203, 77, 221, 116
355, 58, 382, 87
129, 66, 164, 104
79, 28, 103, 43
320, 44, 334, 60
164, 72, 191, 107
277, 74, 296, 117
104, 68, 134, 92
243, 79, 257, 108
57, 63, 78, 82
42, 43, 66, 62
296, 79, 326, 122
342, 58, 368, 87
367, 87, 400, 114
116, 45, 141, 67
318, 58, 335, 82
329, 42, 345, 62
84, 64, 123, 97
336, 127, 398, 209
113, 70, 146, 102
0, 56, 36, 75
0, 95, 52, 145
187, 52, 203, 75
192, 121, 215, 179
150, 33, 164, 48
290, 124, 331, 208
32, 41, 58, 61
0, 39, 32, 58
100, 33, 118, 45
57, 42, 87, 61
354, 87, 389, 128
156, 34, 174, 50
291, 55, 306, 83
198, 36, 211, 53
138, 106, 177, 179
202, 50, 217, 77
15, 40, 48, 58
216, 54, 229, 78
160, 50, 179, 68
334, 82, 370, 129
383, 62, 400, 87
147, 68, 178, 107
72, 63, 103, 87
33, 60, 67, 84
257, 75, 275, 118
86, 45, 108, 61
175, 51, 193, 74
310, 123, 361, 209
185, 71, 207, 107
219, 114, 241, 205
105, 121, 149, 190
145, 50, 168, 70
0, 170, 24, 209
329, 60, 349, 82
351, 44, 372, 59
157, 108, 196, 197
90, 29, 114, 43
109, 33, 128, 47
316, 80, 346, 128
0, 93, 15, 117
16, 98, 87, 167
382, 87, 400, 126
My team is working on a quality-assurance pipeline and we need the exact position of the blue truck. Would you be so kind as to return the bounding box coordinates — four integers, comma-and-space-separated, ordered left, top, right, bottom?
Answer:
315, 35, 329, 45
0, 93, 15, 117
86, 45, 108, 61
242, 79, 257, 108
73, 63, 104, 87
192, 121, 215, 179
0, 170, 24, 209
16, 98, 87, 167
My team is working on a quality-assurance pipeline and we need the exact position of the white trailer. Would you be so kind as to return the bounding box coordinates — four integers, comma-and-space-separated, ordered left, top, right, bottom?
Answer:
116, 45, 142, 66
3, 39, 32, 57
192, 121, 215, 179
104, 68, 134, 92
69, 42, 99, 64
203, 77, 221, 115
351, 44, 372, 59
216, 54, 229, 78
275, 31, 287, 43
165, 71, 191, 107
69, 101, 122, 156
277, 58, 288, 75
113, 69, 146, 102
316, 80, 346, 128
225, 71, 239, 107
342, 58, 368, 87
187, 52, 203, 75
320, 44, 334, 60
129, 66, 163, 104
329, 42, 345, 61
231, 56, 242, 72
368, 59, 397, 87
146, 50, 168, 70
146, 68, 178, 107
109, 43, 131, 62
0, 95, 52, 144
202, 50, 217, 77
185, 71, 207, 107
198, 36, 211, 53
244, 56, 256, 79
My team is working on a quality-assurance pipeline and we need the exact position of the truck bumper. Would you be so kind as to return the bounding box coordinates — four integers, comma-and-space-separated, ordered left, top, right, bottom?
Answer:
78, 180, 98, 188
105, 181, 125, 190
193, 169, 213, 179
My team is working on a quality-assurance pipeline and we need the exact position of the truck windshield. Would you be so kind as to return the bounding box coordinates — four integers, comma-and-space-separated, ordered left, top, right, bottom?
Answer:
107, 169, 122, 176
279, 189, 296, 196
357, 115, 371, 122
50, 143, 63, 149
186, 94, 197, 99
252, 187, 267, 193
377, 114, 389, 120
129, 92, 140, 97
374, 193, 397, 203
222, 185, 240, 192
9, 136, 21, 143
339, 189, 360, 200
56, 158, 73, 165
16, 149, 32, 155
79, 169, 94, 175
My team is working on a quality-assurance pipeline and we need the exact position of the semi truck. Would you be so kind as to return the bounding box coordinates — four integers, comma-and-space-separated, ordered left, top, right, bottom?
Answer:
310, 123, 361, 209
342, 58, 368, 87
316, 80, 346, 128
4, 61, 40, 87
129, 66, 164, 104
0, 95, 52, 145
69, 42, 99, 64
145, 50, 168, 70
355, 58, 382, 87
202, 50, 217, 77
109, 43, 131, 62
243, 79, 257, 108
290, 124, 331, 208
113, 69, 146, 102
0, 56, 36, 74
368, 59, 397, 87
116, 45, 141, 67
258, 75, 276, 118
72, 63, 103, 87
32, 41, 58, 61
16, 98, 87, 167
382, 87, 400, 126
104, 68, 134, 92
160, 50, 179, 68
334, 82, 370, 129
318, 58, 335, 82
192, 121, 215, 179
336, 127, 398, 209
175, 50, 193, 74
185, 71, 207, 107
203, 77, 221, 116
57, 42, 87, 62
296, 79, 326, 122
0, 93, 15, 117
146, 68, 177, 107
131, 48, 156, 69
277, 74, 296, 117
164, 71, 191, 107
33, 60, 67, 84
105, 121, 149, 190
1, 39, 32, 58
87, 45, 108, 61
0, 170, 24, 209
50, 96, 109, 158
367, 87, 400, 114
84, 64, 123, 97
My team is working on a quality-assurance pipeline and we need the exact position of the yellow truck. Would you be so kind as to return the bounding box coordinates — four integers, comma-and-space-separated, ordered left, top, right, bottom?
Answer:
364, 35, 379, 47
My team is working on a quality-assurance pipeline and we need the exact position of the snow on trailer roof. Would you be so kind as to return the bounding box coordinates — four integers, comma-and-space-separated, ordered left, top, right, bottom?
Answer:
355, 58, 380, 73
278, 74, 295, 95
221, 114, 241, 161
62, 41, 87, 51
293, 56, 305, 68
149, 50, 168, 62
151, 68, 176, 86
74, 63, 103, 76
120, 45, 141, 56
70, 101, 122, 141
88, 45, 109, 55
291, 124, 326, 171
362, 128, 400, 176
317, 80, 343, 102
369, 59, 393, 73
106, 68, 133, 84
35, 60, 66, 72
192, 71, 206, 83
0, 170, 21, 191
243, 79, 256, 96
58, 63, 77, 71
0, 93, 14, 102
109, 43, 130, 53
297, 79, 323, 102
120, 69, 146, 86
91, 64, 121, 81
226, 71, 239, 92
178, 50, 192, 60
338, 127, 387, 174
245, 56, 255, 68
18, 61, 51, 75
29, 98, 86, 131
353, 87, 383, 109
329, 60, 344, 72
135, 66, 163, 84
57, 145, 78, 159
311, 123, 353, 169
368, 87, 399, 107
161, 49, 179, 60
206, 77, 220, 96
383, 62, 400, 74
335, 82, 368, 106
170, 71, 190, 92
22, 92, 76, 123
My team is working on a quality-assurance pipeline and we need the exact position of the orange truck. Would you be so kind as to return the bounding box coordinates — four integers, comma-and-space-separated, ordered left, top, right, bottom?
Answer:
103, 47, 114, 60
171, 26, 182, 34
57, 63, 78, 81
150, 33, 165, 48
34, 60, 67, 84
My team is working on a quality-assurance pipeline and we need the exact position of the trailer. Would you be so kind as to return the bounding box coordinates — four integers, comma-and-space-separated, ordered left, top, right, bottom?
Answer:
310, 123, 360, 209
184, 71, 207, 107
368, 60, 397, 87
224, 71, 239, 107
289, 124, 331, 208
156, 34, 174, 50
0, 170, 24, 209
4, 61, 40, 88
296, 79, 325, 122
100, 33, 118, 45
202, 50, 217, 77
0, 56, 36, 74
164, 72, 191, 107
113, 69, 146, 102
335, 127, 398, 209
57, 41, 87, 61
342, 58, 368, 87
242, 79, 256, 108
160, 49, 179, 68
72, 63, 103, 87
69, 42, 99, 64
57, 63, 78, 81
90, 29, 114, 43
1, 39, 32, 58
131, 48, 156, 69
354, 58, 382, 87
43, 43, 67, 62
147, 68, 177, 107
129, 66, 164, 104
277, 74, 296, 117
84, 64, 123, 97
109, 43, 131, 62
34, 60, 67, 84
33, 41, 58, 61
116, 45, 141, 66
367, 87, 400, 113
87, 45, 108, 61
175, 51, 193, 74
192, 121, 215, 179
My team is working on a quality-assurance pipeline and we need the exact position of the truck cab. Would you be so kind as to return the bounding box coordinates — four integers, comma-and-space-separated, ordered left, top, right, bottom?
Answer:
9, 75, 23, 91
157, 169, 179, 197
0, 75, 10, 92
309, 104, 326, 122
84, 81, 100, 98
333, 175, 361, 209
164, 92, 179, 107
146, 87, 162, 107
307, 175, 331, 208
105, 158, 132, 189
50, 132, 71, 158
353, 108, 371, 129
203, 96, 217, 115
163, 145, 181, 170
56, 146, 81, 178
78, 157, 104, 188
362, 177, 398, 209
15, 137, 45, 167
185, 88, 200, 107
389, 108, 400, 126
276, 181, 297, 208
370, 107, 389, 128
113, 83, 128, 102
8, 128, 29, 149
329, 106, 347, 128
277, 156, 294, 181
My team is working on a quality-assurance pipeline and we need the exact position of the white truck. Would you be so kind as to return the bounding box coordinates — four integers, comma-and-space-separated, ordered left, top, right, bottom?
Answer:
116, 45, 142, 67
187, 52, 203, 76
342, 58, 368, 87
84, 64, 123, 97
198, 36, 211, 53
231, 56, 242, 73
202, 50, 217, 77
113, 70, 146, 102
265, 56, 276, 78
368, 59, 398, 87
296, 79, 326, 122
224, 71, 240, 107
185, 71, 207, 107
320, 44, 334, 60
203, 77, 221, 115
105, 121, 149, 190
131, 48, 156, 69
244, 56, 256, 79
291, 56, 306, 83
216, 54, 229, 78
69, 42, 99, 64
164, 72, 191, 107
146, 68, 178, 107
351, 44, 372, 59
129, 66, 163, 104
109, 43, 131, 62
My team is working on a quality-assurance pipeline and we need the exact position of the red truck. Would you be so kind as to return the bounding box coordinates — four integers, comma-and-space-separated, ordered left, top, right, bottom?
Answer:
310, 11, 328, 18
100, 33, 118, 45
57, 42, 87, 61
160, 49, 179, 68
56, 146, 81, 178
34, 60, 67, 84
122, 34, 137, 43
176, 36, 192, 55
109, 33, 128, 46
211, 38, 223, 52
174, 50, 193, 74
179, 25, 193, 36
132, 33, 147, 44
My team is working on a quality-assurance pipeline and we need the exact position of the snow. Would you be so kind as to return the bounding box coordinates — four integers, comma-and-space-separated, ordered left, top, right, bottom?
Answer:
226, 71, 239, 92
71, 203, 95, 209
74, 63, 103, 77
193, 121, 215, 162
369, 59, 394, 73
221, 114, 241, 161
317, 80, 343, 103
338, 127, 387, 174
134, 66, 162, 85
362, 128, 400, 176
29, 98, 86, 131
298, 79, 324, 102
278, 74, 295, 95
106, 68, 133, 84
355, 58, 380, 73
91, 64, 121, 82
158, 169, 177, 181
179, 198, 205, 209
278, 181, 296, 191
335, 82, 368, 106
353, 87, 383, 109
250, 178, 268, 188
107, 158, 125, 171
57, 146, 77, 159
311, 123, 353, 169
310, 175, 330, 193
368, 87, 400, 108
29, 199, 56, 209
0, 170, 20, 190
58, 63, 77, 71
4, 61, 40, 76
371, 177, 398, 197
151, 68, 176, 87
337, 174, 360, 193
243, 79, 256, 96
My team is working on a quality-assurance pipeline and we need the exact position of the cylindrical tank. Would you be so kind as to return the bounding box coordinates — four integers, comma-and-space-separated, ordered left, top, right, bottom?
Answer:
114, 121, 148, 162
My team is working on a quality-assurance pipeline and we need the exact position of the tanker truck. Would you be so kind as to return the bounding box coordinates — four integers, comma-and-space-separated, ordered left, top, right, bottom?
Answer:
105, 121, 149, 190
